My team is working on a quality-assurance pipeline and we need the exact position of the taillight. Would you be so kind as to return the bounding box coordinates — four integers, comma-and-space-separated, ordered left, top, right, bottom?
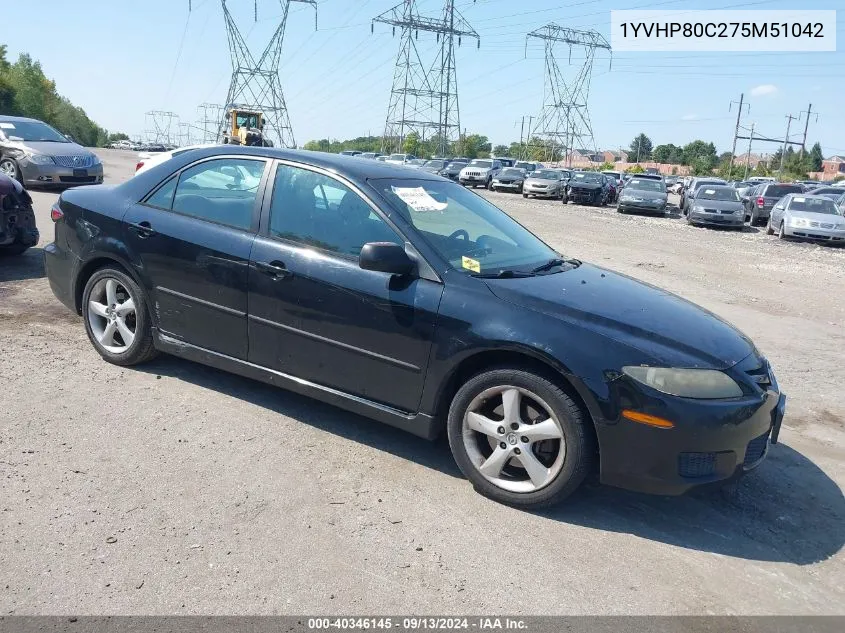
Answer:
757, 197, 765, 208
50, 204, 64, 222
135, 161, 144, 172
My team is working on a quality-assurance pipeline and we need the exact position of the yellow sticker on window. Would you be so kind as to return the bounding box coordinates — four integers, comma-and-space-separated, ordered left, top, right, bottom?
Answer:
461, 256, 481, 273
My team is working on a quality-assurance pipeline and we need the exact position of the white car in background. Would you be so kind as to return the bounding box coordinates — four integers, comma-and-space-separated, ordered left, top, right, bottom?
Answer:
134, 143, 220, 175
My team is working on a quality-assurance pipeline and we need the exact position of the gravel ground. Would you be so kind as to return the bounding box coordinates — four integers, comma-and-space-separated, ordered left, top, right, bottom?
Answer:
0, 149, 842, 615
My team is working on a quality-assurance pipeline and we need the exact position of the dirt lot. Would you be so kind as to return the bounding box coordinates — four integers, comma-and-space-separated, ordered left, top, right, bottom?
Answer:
1, 149, 843, 615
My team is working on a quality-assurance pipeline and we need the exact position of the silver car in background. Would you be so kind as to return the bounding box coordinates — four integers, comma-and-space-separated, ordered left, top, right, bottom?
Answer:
0, 116, 104, 188
617, 177, 667, 215
522, 168, 568, 199
767, 194, 845, 243
686, 185, 746, 229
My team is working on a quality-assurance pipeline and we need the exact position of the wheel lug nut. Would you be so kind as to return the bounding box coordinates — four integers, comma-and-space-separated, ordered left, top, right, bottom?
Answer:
499, 442, 507, 449
510, 423, 519, 430
521, 436, 528, 443
514, 447, 521, 455
497, 426, 505, 435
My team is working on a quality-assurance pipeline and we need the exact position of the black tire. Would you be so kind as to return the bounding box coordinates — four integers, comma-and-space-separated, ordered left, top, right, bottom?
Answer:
486, 178, 493, 190
778, 221, 787, 240
522, 193, 528, 198
0, 158, 22, 183
617, 206, 625, 214
0, 244, 29, 256
749, 208, 759, 227
447, 367, 595, 508
766, 219, 775, 235
82, 266, 158, 366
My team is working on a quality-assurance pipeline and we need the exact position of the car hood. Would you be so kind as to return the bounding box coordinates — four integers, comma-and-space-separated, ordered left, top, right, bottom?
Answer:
484, 263, 754, 369
623, 188, 667, 198
525, 177, 560, 185
7, 140, 91, 157
787, 210, 845, 223
569, 181, 601, 189
692, 199, 743, 210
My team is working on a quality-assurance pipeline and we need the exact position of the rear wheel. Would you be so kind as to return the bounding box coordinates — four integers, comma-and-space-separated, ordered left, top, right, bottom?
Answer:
778, 221, 787, 240
766, 218, 775, 235
750, 208, 759, 226
82, 267, 158, 366
522, 193, 528, 198
447, 367, 595, 508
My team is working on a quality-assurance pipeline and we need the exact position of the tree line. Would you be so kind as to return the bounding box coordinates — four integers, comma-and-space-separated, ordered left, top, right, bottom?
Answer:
0, 44, 125, 147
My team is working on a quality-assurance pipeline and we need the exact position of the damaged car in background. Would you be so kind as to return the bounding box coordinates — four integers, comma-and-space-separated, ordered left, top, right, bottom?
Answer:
0, 172, 39, 255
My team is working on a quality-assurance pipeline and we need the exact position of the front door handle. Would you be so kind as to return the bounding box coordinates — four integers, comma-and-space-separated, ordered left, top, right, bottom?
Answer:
255, 260, 292, 280
128, 221, 156, 238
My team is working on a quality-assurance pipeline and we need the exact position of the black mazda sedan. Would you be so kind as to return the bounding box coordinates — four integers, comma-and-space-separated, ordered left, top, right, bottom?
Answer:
44, 147, 786, 507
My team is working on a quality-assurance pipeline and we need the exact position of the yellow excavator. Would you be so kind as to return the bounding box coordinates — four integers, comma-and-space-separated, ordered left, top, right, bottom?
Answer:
221, 107, 274, 146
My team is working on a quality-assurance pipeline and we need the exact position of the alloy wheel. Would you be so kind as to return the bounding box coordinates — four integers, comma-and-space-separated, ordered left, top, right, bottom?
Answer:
462, 385, 566, 493
86, 277, 137, 354
0, 159, 17, 180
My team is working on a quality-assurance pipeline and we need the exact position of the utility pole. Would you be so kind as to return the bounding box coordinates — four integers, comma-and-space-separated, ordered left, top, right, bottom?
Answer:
729, 93, 749, 179
798, 104, 817, 162
779, 114, 797, 175
744, 122, 755, 181
519, 116, 525, 148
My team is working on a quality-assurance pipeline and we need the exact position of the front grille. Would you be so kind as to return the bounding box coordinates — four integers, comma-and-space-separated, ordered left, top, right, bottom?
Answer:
59, 176, 97, 183
702, 208, 718, 213
679, 452, 716, 478
743, 431, 770, 466
463, 170, 484, 178
720, 209, 736, 214
532, 184, 547, 189
821, 223, 834, 229
53, 155, 96, 168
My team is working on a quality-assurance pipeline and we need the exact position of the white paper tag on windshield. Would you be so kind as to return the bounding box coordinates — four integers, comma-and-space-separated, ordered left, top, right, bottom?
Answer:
391, 186, 448, 212
794, 197, 806, 202
0, 123, 15, 129
704, 189, 716, 194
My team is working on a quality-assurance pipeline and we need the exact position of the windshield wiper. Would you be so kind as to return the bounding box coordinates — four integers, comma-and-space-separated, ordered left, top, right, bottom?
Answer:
473, 269, 536, 279
531, 257, 581, 273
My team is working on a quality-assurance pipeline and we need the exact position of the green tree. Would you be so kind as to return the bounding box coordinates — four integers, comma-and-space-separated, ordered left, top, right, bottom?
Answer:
402, 131, 421, 156
682, 140, 717, 169
809, 142, 823, 172
492, 144, 509, 156
459, 134, 491, 159
598, 161, 615, 171
625, 164, 644, 174
652, 143, 683, 164
629, 133, 653, 161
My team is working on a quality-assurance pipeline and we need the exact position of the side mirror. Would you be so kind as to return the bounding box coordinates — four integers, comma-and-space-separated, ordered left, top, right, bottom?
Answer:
359, 242, 414, 276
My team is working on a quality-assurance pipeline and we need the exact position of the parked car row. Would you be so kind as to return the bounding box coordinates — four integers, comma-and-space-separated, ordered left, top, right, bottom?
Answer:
110, 140, 175, 152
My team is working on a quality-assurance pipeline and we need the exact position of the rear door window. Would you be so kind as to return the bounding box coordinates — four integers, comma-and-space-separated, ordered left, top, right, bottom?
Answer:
765, 184, 803, 198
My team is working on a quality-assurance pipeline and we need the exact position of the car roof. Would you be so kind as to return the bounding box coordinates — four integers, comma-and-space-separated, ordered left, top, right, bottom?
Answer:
0, 115, 43, 123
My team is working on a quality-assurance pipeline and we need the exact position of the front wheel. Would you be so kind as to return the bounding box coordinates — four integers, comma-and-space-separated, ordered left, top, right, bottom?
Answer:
0, 158, 21, 183
766, 218, 775, 235
447, 368, 595, 508
486, 178, 493, 190
82, 267, 158, 366
778, 221, 787, 240
522, 193, 528, 198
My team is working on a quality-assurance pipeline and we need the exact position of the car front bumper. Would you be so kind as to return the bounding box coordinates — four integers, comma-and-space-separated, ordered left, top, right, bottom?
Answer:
19, 159, 104, 187
0, 206, 38, 248
689, 211, 745, 227
567, 188, 602, 203
598, 375, 785, 496
492, 181, 523, 191
459, 175, 489, 185
524, 185, 560, 197
782, 224, 845, 241
619, 199, 666, 213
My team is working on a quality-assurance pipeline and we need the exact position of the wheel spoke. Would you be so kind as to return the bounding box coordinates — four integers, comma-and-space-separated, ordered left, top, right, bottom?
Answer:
115, 318, 135, 346
98, 321, 117, 346
521, 418, 563, 442
88, 301, 109, 318
115, 297, 135, 316
478, 446, 511, 479
501, 388, 522, 425
466, 411, 501, 439
518, 450, 551, 489
105, 279, 118, 307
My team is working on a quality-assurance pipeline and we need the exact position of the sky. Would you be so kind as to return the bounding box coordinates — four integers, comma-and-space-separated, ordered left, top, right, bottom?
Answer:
3, 0, 843, 157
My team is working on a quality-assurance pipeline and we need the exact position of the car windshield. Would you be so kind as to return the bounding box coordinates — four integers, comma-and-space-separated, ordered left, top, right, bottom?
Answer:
446, 161, 466, 169
374, 178, 560, 275
0, 120, 70, 142
787, 197, 840, 215
408, 159, 426, 166
696, 187, 740, 201
500, 168, 525, 177
810, 188, 845, 195
764, 184, 802, 197
627, 179, 665, 192
532, 170, 560, 180
693, 180, 723, 191
514, 162, 533, 170
469, 160, 492, 168
389, 154, 406, 161
603, 172, 620, 179
571, 172, 601, 183
424, 160, 446, 169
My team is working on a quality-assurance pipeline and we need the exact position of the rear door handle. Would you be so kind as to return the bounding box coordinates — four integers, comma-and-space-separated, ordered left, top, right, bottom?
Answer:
255, 260, 292, 280
128, 221, 156, 238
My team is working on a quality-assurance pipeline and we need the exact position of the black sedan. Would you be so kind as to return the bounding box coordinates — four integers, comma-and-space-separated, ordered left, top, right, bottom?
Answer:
564, 171, 612, 206
438, 160, 467, 181
44, 147, 785, 507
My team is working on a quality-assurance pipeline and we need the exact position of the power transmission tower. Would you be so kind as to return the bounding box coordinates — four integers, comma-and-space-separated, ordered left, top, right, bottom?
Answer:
374, 0, 479, 156
197, 103, 225, 144
210, 0, 317, 148
144, 111, 180, 144
525, 24, 610, 165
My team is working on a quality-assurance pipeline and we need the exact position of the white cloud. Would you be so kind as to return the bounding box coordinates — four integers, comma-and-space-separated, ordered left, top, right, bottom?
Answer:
681, 114, 698, 121
750, 84, 778, 97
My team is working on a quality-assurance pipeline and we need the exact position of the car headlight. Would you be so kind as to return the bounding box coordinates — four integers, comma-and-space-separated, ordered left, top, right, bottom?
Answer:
651, 198, 665, 204
622, 366, 743, 399
90, 154, 102, 166
514, 180, 523, 185
734, 207, 744, 215
492, 179, 500, 184
26, 153, 55, 165
789, 217, 809, 227
692, 205, 705, 213
620, 195, 635, 202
